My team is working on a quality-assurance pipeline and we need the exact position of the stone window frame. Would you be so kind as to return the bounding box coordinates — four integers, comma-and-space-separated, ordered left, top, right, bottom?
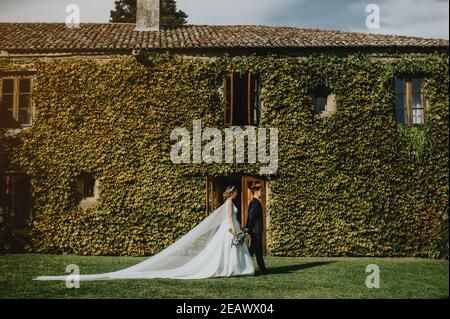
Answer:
311, 86, 336, 117
73, 173, 100, 211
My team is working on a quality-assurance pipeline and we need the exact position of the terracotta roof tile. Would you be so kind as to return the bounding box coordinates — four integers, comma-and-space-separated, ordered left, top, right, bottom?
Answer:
0, 23, 447, 53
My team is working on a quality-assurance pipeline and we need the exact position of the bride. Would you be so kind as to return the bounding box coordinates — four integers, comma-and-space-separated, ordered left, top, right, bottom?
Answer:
35, 186, 255, 281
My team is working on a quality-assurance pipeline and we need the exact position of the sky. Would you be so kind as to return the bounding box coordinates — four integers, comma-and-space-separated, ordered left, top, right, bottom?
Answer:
0, 0, 448, 39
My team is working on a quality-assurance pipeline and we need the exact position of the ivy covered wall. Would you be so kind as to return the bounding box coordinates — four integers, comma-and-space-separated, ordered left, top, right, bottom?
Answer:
0, 52, 448, 258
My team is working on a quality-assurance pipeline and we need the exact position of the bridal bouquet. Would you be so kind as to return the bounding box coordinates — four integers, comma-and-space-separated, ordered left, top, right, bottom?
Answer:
231, 228, 250, 248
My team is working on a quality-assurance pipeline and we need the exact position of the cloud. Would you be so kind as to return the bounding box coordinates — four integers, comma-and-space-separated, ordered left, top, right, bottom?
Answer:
176, 0, 301, 25
178, 0, 448, 39
0, 0, 447, 39
347, 0, 449, 39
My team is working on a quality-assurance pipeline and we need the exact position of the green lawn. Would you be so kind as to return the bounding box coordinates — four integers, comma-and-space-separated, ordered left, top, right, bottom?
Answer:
0, 254, 448, 299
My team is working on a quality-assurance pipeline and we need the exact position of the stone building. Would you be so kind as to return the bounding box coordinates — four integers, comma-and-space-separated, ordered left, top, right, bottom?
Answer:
0, 0, 448, 257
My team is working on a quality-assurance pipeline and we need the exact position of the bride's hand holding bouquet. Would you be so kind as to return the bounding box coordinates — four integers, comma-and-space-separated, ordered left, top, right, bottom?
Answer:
230, 228, 251, 248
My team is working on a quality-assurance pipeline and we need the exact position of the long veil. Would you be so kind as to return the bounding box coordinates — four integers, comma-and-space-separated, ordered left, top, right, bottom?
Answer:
34, 203, 228, 281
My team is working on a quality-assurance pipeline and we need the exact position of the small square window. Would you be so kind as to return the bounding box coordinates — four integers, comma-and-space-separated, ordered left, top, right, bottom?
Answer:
74, 173, 96, 200
311, 87, 335, 116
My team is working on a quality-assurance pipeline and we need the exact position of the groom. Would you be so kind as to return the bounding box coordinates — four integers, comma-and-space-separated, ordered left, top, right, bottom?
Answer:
245, 183, 269, 275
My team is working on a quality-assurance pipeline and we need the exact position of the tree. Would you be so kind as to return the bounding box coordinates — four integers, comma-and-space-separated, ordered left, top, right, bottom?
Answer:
110, 0, 188, 26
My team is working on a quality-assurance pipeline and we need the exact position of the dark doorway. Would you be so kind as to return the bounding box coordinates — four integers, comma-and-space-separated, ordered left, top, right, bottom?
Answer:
206, 175, 267, 252
0, 173, 32, 231
206, 176, 242, 223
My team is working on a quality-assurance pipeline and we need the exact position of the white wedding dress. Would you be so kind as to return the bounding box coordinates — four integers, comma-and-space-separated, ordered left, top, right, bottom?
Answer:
34, 201, 254, 281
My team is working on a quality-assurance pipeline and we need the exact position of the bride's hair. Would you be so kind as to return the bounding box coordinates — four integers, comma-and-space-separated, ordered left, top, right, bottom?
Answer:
223, 185, 237, 200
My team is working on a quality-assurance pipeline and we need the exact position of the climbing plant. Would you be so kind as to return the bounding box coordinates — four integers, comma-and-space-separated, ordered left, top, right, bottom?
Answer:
0, 52, 448, 258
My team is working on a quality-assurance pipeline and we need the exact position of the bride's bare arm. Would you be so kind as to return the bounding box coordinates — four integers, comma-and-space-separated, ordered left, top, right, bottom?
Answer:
226, 199, 236, 236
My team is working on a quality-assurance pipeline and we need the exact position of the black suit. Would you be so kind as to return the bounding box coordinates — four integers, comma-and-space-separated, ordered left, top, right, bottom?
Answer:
245, 197, 268, 274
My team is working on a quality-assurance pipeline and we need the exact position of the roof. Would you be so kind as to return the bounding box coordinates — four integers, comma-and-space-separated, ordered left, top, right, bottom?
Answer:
0, 23, 448, 53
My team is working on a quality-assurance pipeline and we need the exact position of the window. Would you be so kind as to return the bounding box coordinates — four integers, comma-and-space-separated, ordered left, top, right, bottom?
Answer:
311, 86, 336, 116
0, 76, 32, 128
395, 78, 426, 126
224, 73, 260, 126
73, 173, 100, 211
74, 173, 96, 200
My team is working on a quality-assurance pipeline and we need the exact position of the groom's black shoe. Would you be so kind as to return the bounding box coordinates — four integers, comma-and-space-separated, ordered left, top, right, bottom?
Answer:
259, 269, 270, 276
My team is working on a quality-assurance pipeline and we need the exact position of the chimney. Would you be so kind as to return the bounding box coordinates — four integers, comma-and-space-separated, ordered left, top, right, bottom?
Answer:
135, 0, 160, 32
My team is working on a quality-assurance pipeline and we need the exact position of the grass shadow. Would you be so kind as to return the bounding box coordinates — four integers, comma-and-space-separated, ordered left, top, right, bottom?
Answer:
259, 261, 337, 275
